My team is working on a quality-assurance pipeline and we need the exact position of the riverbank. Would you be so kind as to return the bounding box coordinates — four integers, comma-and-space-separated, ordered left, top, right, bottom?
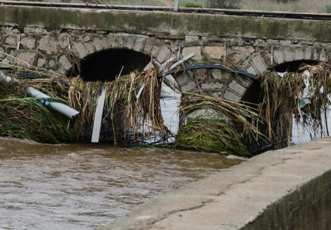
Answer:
102, 137, 331, 230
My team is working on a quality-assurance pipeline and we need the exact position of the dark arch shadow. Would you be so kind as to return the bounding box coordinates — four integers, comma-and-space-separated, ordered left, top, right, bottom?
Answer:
67, 48, 151, 81
273, 60, 319, 73
242, 60, 320, 104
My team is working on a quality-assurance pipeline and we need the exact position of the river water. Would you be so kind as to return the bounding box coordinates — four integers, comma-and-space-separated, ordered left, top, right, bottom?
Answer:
0, 138, 239, 230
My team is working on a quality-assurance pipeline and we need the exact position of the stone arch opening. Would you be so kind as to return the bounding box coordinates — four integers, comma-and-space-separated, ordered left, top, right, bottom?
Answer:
241, 59, 328, 150
273, 60, 320, 73
67, 48, 151, 81
242, 60, 321, 104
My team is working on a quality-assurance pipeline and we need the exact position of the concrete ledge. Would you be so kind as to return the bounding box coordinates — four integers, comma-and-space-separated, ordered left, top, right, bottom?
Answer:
99, 138, 331, 230
0, 5, 331, 42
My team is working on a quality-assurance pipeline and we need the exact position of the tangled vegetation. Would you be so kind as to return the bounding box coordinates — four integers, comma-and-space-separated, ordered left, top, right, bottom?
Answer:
259, 63, 331, 148
68, 68, 169, 144
1, 50, 331, 156
0, 66, 169, 145
176, 92, 265, 156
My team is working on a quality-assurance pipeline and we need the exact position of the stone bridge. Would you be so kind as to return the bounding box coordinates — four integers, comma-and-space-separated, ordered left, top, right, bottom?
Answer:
1, 2, 331, 101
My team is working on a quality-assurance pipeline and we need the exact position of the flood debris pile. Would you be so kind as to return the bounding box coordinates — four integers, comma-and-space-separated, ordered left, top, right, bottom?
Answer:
260, 63, 331, 148
177, 93, 263, 156
0, 72, 73, 143
0, 52, 262, 156
1, 51, 331, 156
68, 68, 169, 145
0, 66, 169, 145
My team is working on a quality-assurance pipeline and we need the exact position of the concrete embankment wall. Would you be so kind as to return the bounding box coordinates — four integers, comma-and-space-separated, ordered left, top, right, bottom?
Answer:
99, 138, 331, 230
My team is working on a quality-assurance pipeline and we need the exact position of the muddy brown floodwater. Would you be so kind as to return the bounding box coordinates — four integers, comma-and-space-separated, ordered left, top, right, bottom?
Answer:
0, 138, 240, 230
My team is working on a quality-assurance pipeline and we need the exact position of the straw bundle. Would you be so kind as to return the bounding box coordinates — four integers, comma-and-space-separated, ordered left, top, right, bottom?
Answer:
177, 92, 265, 155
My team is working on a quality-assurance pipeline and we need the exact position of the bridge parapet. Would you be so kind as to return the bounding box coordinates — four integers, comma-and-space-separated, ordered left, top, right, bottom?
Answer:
0, 4, 331, 101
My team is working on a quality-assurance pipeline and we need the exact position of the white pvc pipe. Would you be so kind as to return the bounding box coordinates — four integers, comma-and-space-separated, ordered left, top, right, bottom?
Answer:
91, 86, 107, 143
26, 87, 79, 119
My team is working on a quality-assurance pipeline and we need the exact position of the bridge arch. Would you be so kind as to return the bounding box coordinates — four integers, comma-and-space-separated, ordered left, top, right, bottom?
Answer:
62, 34, 174, 78
242, 46, 328, 76
227, 46, 330, 102
77, 48, 151, 81
174, 45, 330, 103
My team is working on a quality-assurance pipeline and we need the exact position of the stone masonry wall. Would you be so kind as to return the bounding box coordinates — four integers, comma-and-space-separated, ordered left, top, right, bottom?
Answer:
1, 5, 331, 101
0, 25, 255, 101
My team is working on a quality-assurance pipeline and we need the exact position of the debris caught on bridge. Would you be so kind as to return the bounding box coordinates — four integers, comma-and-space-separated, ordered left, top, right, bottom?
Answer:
259, 63, 331, 148
176, 92, 264, 156
2, 49, 330, 156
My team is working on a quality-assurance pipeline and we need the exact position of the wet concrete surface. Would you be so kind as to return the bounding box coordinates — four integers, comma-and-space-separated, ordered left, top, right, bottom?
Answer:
104, 138, 331, 230
0, 138, 239, 230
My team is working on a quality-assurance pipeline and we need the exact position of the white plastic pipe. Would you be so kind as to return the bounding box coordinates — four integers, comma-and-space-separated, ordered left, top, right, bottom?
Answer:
91, 86, 107, 143
26, 87, 79, 119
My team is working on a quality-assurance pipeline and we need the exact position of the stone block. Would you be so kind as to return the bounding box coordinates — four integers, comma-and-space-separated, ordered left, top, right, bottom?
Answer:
176, 73, 192, 87
185, 35, 199, 42
48, 59, 57, 69
3, 27, 19, 35
320, 49, 327, 62
294, 48, 305, 61
181, 81, 197, 92
151, 46, 160, 58
201, 82, 223, 90
125, 35, 136, 50
251, 55, 268, 74
21, 37, 36, 49
37, 58, 46, 68
38, 36, 58, 54
0, 47, 5, 59
86, 43, 96, 55
313, 48, 320, 61
133, 36, 147, 52
182, 46, 202, 61
283, 47, 294, 62
203, 46, 225, 60
236, 77, 253, 88
224, 90, 241, 102
157, 46, 171, 63
212, 69, 232, 82
17, 52, 36, 67
59, 55, 72, 72
226, 46, 255, 65
58, 33, 71, 49
228, 81, 246, 96
73, 42, 88, 58
24, 27, 47, 35
143, 40, 154, 55
5, 36, 17, 46
83, 35, 91, 42
273, 49, 284, 64
304, 47, 313, 60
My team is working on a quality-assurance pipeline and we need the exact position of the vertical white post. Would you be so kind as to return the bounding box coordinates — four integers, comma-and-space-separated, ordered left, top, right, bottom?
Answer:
91, 85, 107, 143
174, 0, 179, 11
